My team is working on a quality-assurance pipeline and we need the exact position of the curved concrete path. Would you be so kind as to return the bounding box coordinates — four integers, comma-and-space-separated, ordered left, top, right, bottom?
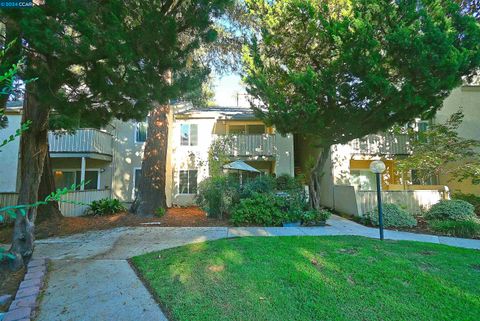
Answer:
33, 215, 480, 321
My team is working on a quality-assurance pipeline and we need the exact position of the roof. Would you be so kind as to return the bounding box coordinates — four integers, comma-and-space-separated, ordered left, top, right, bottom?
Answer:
175, 105, 257, 120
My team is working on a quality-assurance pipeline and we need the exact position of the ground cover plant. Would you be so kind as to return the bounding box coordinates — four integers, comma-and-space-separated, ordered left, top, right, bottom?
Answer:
132, 236, 480, 321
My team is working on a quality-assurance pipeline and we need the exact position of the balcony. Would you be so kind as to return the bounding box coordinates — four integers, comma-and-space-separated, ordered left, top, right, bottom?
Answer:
48, 129, 113, 160
214, 134, 276, 157
349, 133, 410, 155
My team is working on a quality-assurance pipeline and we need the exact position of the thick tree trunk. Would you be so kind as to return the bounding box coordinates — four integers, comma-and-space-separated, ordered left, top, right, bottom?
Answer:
8, 83, 50, 268
130, 104, 169, 216
308, 147, 330, 210
36, 151, 63, 224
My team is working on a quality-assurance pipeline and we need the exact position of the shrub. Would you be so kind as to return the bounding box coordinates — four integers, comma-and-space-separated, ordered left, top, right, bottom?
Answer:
302, 208, 332, 226
155, 207, 166, 217
425, 199, 476, 222
428, 219, 480, 238
231, 193, 291, 226
365, 203, 417, 228
87, 198, 126, 216
452, 192, 480, 216
240, 175, 275, 199
196, 175, 240, 219
275, 174, 302, 191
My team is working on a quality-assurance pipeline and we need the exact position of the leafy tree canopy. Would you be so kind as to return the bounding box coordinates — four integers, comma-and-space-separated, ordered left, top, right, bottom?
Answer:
243, 0, 480, 148
1, 0, 232, 130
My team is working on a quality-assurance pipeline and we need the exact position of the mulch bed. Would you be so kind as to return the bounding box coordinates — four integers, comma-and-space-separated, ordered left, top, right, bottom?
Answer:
0, 267, 25, 312
0, 207, 229, 244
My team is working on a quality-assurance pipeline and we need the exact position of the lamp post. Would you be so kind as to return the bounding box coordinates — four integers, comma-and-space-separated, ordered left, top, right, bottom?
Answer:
369, 160, 386, 240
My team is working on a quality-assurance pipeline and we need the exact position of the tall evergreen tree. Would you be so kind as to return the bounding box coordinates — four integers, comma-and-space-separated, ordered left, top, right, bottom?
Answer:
0, 0, 230, 268
243, 0, 480, 209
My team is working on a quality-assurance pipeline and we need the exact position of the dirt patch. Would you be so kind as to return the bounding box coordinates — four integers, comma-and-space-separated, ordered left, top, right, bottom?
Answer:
0, 207, 229, 243
0, 267, 25, 312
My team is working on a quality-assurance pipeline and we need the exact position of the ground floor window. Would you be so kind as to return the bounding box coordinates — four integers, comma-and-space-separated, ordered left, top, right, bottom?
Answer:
350, 169, 377, 190
53, 170, 99, 190
179, 170, 198, 194
133, 168, 142, 198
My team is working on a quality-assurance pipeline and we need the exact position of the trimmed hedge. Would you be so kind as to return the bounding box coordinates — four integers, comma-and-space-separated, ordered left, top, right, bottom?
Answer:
365, 203, 417, 228
425, 200, 475, 222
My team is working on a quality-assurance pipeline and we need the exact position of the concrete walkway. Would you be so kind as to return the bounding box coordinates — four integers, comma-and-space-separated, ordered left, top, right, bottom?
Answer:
32, 215, 480, 321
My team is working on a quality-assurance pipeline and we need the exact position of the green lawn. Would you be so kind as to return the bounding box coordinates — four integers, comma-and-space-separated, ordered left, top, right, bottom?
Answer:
131, 236, 480, 321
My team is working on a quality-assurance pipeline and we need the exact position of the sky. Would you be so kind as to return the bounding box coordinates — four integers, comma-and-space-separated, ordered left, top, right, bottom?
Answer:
213, 73, 250, 107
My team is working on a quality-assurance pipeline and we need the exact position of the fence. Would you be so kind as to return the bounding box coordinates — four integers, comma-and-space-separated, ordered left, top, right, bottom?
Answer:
355, 189, 447, 215
0, 189, 111, 217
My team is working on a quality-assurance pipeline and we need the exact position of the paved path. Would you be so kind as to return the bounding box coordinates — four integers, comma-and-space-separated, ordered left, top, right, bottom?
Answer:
33, 216, 480, 321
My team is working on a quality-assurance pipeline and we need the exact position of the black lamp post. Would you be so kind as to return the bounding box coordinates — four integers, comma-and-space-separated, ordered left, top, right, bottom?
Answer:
369, 160, 386, 241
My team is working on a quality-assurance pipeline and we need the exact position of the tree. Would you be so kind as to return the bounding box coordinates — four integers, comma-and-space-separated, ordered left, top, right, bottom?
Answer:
242, 0, 480, 209
396, 110, 480, 185
1, 0, 230, 267
132, 1, 240, 215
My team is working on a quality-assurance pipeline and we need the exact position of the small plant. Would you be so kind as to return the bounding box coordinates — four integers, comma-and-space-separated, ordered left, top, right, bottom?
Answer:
87, 198, 126, 216
302, 208, 332, 226
425, 199, 476, 222
365, 203, 417, 228
155, 207, 166, 217
452, 192, 480, 216
428, 218, 480, 238
231, 193, 290, 226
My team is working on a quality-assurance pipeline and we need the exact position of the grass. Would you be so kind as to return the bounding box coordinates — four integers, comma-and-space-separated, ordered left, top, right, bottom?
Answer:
131, 236, 480, 321
428, 219, 480, 238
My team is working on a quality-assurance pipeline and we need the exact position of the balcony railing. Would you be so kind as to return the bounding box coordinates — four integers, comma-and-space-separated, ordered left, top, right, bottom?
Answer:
214, 134, 276, 157
49, 129, 113, 156
349, 133, 410, 155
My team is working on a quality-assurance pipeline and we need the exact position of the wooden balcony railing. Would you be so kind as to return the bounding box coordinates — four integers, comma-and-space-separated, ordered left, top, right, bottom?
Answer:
349, 133, 410, 155
49, 129, 113, 156
214, 134, 276, 157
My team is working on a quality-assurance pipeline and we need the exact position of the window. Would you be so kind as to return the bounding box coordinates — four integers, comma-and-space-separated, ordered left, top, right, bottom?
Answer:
133, 168, 142, 197
350, 169, 377, 190
180, 124, 198, 146
135, 119, 148, 142
53, 170, 99, 190
179, 170, 197, 194
228, 124, 266, 134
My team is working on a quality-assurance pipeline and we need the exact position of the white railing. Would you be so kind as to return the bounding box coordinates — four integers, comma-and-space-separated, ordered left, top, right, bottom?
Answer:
49, 129, 113, 155
0, 189, 111, 217
355, 189, 447, 216
349, 133, 410, 155
214, 134, 275, 157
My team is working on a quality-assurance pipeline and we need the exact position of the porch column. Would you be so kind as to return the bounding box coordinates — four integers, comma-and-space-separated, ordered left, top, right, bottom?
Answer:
80, 157, 86, 191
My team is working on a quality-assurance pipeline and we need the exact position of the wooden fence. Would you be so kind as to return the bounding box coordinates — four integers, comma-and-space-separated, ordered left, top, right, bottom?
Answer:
0, 189, 111, 217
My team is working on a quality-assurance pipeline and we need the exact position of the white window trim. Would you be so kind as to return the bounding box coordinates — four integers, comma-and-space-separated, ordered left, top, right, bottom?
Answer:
132, 167, 142, 199
53, 168, 101, 190
180, 123, 198, 147
178, 169, 198, 195
134, 119, 148, 143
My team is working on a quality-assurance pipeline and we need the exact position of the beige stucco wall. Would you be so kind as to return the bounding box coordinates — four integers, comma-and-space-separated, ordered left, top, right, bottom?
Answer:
0, 112, 21, 192
110, 119, 144, 203
274, 133, 295, 177
435, 86, 480, 195
170, 116, 216, 206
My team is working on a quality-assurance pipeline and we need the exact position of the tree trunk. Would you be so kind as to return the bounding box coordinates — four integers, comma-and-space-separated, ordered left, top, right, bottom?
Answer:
36, 151, 63, 224
130, 104, 169, 216
308, 147, 330, 210
8, 83, 50, 268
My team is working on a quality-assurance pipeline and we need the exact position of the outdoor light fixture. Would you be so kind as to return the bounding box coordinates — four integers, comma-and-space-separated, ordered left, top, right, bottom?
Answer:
369, 160, 386, 240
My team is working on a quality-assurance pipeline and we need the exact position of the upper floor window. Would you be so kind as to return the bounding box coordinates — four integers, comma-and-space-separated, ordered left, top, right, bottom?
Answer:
135, 119, 148, 142
180, 124, 198, 146
228, 124, 266, 134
